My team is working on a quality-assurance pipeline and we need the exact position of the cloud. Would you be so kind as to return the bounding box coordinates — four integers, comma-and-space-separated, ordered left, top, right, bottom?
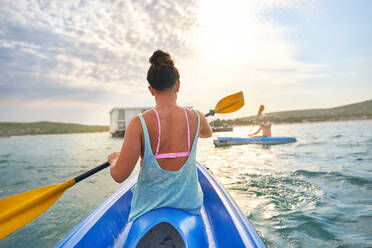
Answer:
4, 0, 363, 123
0, 1, 200, 110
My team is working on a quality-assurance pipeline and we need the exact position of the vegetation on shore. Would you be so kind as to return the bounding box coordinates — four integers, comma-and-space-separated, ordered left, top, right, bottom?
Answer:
210, 99, 372, 126
0, 121, 109, 137
2, 99, 371, 136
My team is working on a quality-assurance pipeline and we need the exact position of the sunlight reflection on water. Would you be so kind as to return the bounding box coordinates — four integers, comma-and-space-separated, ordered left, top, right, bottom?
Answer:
1, 121, 371, 247
197, 122, 372, 247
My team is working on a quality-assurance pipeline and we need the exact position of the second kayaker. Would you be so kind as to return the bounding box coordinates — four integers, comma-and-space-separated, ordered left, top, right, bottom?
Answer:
108, 50, 212, 222
249, 115, 272, 137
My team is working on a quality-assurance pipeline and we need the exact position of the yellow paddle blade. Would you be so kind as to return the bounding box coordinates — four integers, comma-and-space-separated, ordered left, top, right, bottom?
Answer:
257, 105, 265, 117
214, 91, 244, 114
0, 179, 75, 240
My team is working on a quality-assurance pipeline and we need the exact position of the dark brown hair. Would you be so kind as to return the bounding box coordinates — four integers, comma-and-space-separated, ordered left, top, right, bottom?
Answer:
147, 50, 180, 91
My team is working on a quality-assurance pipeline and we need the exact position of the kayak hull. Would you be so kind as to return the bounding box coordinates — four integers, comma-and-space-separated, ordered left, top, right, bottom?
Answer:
214, 136, 297, 147
55, 163, 265, 248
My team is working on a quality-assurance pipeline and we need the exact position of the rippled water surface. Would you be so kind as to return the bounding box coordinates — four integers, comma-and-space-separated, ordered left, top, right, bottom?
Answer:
1, 121, 371, 247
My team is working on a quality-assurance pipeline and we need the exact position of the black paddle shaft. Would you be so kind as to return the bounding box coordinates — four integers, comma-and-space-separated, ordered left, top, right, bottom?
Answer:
205, 110, 215, 117
74, 162, 110, 183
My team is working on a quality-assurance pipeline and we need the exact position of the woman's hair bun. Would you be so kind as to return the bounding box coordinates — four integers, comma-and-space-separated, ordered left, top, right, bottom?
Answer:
147, 50, 179, 91
149, 50, 174, 67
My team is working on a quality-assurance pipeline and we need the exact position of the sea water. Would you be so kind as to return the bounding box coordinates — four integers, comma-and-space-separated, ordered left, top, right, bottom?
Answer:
0, 121, 371, 247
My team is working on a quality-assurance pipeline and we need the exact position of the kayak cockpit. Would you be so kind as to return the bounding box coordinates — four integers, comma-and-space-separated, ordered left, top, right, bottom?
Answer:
117, 208, 208, 247
136, 222, 185, 248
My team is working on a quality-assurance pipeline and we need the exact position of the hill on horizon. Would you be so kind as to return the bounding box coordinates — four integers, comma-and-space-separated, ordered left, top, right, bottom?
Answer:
0, 121, 109, 137
212, 99, 372, 126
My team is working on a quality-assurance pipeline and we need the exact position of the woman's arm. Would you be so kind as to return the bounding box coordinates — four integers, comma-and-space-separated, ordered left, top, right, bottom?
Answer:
249, 126, 262, 136
109, 117, 141, 183
197, 111, 212, 138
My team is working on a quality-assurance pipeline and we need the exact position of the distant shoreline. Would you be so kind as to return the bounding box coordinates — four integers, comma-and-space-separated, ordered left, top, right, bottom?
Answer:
1, 119, 371, 138
210, 99, 372, 127
263, 115, 371, 125
258, 118, 372, 126
0, 130, 109, 138
211, 116, 372, 127
0, 121, 109, 137
2, 98, 371, 136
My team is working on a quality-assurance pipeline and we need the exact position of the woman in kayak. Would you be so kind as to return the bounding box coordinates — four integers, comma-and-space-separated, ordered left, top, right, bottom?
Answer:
249, 115, 272, 137
108, 50, 212, 222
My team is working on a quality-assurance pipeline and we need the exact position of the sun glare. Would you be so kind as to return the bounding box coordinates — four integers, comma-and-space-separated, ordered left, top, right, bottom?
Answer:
196, 0, 263, 65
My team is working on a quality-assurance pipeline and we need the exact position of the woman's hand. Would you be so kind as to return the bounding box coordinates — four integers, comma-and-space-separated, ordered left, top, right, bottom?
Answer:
108, 152, 120, 167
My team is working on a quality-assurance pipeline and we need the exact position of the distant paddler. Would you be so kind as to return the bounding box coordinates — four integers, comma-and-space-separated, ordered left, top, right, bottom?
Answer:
248, 115, 272, 137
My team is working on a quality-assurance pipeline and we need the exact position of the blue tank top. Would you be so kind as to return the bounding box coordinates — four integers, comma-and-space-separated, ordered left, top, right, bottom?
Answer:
129, 110, 204, 222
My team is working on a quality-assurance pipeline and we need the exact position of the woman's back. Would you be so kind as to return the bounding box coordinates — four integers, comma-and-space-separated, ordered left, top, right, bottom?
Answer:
140, 106, 198, 171
129, 107, 203, 222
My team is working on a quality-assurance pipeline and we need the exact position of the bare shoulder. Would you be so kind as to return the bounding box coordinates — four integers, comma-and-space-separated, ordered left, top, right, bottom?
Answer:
195, 110, 204, 117
186, 108, 202, 117
193, 109, 210, 124
186, 108, 196, 113
187, 108, 204, 121
127, 115, 142, 132
141, 109, 154, 118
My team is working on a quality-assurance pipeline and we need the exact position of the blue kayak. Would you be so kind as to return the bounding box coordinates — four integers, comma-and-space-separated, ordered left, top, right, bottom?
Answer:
56, 163, 265, 248
214, 136, 297, 147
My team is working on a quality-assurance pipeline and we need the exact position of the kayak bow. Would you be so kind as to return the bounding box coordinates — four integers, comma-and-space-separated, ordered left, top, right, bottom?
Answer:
56, 163, 265, 248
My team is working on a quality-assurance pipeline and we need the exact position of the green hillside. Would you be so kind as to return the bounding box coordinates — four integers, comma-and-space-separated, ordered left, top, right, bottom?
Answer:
0, 121, 109, 137
211, 99, 372, 126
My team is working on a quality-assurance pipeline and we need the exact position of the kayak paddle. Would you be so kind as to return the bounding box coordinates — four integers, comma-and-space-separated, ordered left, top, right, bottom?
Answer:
0, 91, 245, 240
248, 105, 265, 136
257, 105, 265, 117
0, 162, 109, 240
205, 91, 244, 117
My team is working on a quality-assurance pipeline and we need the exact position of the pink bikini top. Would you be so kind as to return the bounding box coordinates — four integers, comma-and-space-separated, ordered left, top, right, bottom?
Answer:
152, 108, 190, 159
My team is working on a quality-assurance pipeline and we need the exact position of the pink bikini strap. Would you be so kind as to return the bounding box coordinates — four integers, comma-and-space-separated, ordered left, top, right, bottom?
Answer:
152, 108, 191, 157
153, 108, 161, 155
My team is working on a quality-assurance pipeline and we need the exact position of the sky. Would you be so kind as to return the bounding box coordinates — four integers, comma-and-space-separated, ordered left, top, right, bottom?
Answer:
0, 0, 371, 125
